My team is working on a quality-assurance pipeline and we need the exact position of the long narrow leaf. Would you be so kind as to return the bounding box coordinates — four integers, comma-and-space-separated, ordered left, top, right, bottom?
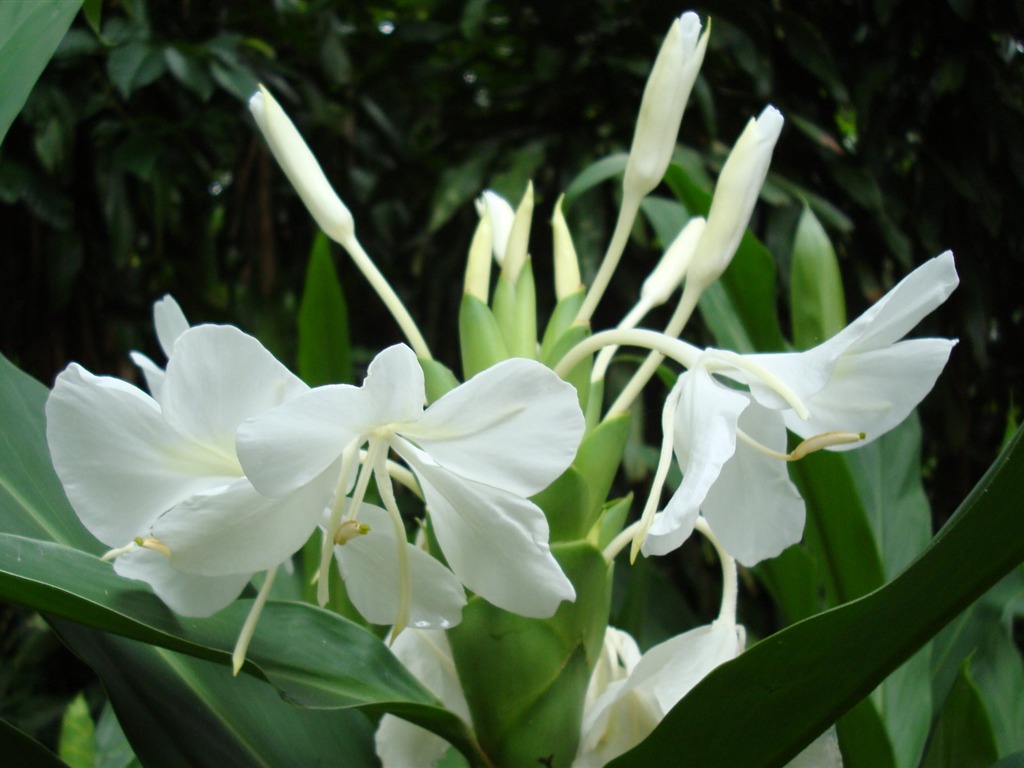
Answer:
610, 422, 1024, 767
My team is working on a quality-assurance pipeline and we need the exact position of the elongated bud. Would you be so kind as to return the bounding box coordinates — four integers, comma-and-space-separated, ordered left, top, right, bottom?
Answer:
623, 13, 708, 200
248, 85, 355, 246
641, 216, 706, 307
551, 194, 582, 300
464, 201, 494, 302
688, 105, 784, 291
502, 181, 534, 284
481, 190, 514, 265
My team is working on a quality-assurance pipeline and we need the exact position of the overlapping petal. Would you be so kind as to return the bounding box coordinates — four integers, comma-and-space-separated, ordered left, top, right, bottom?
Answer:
154, 472, 336, 576
642, 366, 749, 557
406, 357, 585, 496
236, 384, 365, 497
46, 364, 237, 546
778, 338, 956, 446
359, 343, 428, 425
398, 438, 575, 618
161, 325, 309, 456
113, 547, 252, 618
701, 404, 805, 566
334, 503, 465, 629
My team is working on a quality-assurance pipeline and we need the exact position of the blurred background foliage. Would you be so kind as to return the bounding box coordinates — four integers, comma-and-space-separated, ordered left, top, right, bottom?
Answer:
2, 0, 1023, 759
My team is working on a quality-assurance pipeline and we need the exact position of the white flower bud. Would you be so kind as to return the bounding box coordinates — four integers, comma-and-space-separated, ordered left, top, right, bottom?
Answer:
248, 85, 355, 246
623, 12, 708, 200
689, 105, 784, 290
640, 216, 706, 307
481, 190, 515, 265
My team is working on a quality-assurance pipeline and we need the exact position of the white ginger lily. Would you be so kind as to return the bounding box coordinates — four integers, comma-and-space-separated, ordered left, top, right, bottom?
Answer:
236, 343, 583, 622
639, 252, 958, 564
46, 321, 336, 617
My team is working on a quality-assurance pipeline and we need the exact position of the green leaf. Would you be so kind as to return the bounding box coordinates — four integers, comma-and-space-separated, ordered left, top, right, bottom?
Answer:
792, 451, 885, 606
93, 703, 141, 768
81, 0, 102, 36
790, 204, 846, 350
52, 622, 380, 768
563, 153, 628, 206
0, 535, 484, 762
298, 233, 353, 386
458, 293, 509, 378
920, 662, 999, 768
0, 354, 99, 551
106, 40, 167, 100
835, 699, 896, 768
609, 422, 1024, 767
0, 0, 81, 147
448, 542, 611, 766
0, 718, 69, 768
58, 693, 95, 768
420, 356, 460, 403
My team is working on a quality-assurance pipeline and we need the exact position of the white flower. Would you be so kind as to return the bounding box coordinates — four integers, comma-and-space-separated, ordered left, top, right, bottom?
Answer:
46, 323, 336, 616
575, 622, 744, 767
236, 343, 583, 618
641, 252, 958, 565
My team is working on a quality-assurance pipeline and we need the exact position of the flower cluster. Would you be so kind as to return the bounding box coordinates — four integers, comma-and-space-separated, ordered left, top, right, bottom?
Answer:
43, 7, 958, 767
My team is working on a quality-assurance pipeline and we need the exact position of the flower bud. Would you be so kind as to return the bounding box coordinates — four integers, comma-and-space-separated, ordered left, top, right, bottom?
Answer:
481, 190, 514, 265
464, 201, 494, 302
689, 105, 784, 291
502, 181, 534, 284
623, 12, 708, 200
551, 195, 582, 300
640, 216, 706, 307
248, 86, 355, 246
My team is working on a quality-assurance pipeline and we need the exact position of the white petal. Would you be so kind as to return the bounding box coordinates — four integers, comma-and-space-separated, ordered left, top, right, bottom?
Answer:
154, 471, 335, 576
783, 339, 956, 447
405, 358, 585, 496
830, 251, 957, 355
622, 621, 743, 714
153, 295, 189, 358
398, 440, 575, 617
236, 384, 364, 497
336, 503, 465, 629
643, 368, 749, 557
374, 630, 471, 768
46, 364, 236, 546
362, 344, 427, 424
113, 547, 251, 617
129, 351, 165, 401
161, 325, 309, 457
702, 404, 805, 566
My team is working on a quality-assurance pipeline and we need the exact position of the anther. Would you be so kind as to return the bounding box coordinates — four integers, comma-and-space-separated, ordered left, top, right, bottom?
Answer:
334, 520, 371, 545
